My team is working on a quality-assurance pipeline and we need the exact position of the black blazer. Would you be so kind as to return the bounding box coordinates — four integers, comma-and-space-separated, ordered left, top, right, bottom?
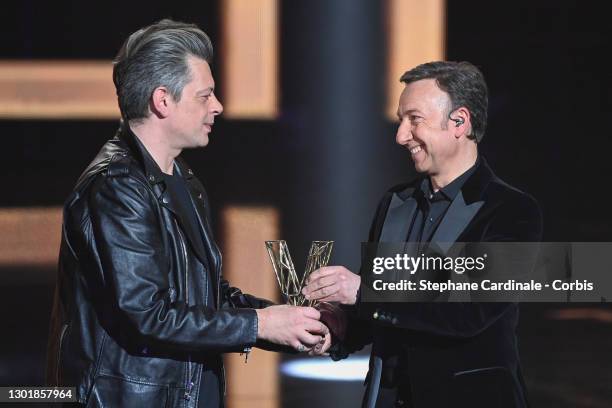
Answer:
335, 157, 543, 408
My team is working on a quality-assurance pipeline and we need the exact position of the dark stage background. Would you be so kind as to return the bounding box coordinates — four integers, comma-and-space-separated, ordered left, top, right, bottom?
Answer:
1, 1, 611, 407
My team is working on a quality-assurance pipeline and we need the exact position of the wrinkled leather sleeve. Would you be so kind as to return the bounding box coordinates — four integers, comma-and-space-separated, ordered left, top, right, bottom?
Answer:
88, 174, 258, 353
221, 281, 275, 310
220, 279, 299, 353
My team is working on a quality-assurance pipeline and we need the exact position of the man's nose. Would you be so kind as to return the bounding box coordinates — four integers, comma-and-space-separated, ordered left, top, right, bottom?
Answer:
396, 122, 412, 145
211, 93, 223, 115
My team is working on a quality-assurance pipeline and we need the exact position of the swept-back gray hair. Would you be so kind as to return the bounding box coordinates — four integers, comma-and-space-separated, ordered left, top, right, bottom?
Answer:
113, 19, 213, 122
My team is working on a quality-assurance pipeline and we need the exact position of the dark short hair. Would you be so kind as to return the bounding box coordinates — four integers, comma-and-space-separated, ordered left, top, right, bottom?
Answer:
113, 19, 213, 122
400, 61, 488, 142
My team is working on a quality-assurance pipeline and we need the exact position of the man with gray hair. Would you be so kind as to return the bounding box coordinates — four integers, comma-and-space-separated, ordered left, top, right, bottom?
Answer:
47, 19, 327, 407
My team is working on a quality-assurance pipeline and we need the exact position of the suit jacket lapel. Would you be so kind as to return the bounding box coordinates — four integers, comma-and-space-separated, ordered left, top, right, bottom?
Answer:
429, 190, 484, 255
379, 192, 418, 242
429, 157, 495, 254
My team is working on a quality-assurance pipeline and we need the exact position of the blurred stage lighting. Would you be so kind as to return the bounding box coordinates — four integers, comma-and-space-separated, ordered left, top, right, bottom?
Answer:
280, 356, 368, 381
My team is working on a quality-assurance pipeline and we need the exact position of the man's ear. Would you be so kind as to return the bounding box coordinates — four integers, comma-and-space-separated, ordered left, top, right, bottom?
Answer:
150, 86, 172, 118
451, 107, 471, 139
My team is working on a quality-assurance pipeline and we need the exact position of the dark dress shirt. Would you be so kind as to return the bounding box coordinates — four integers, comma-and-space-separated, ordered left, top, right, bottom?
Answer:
407, 158, 479, 244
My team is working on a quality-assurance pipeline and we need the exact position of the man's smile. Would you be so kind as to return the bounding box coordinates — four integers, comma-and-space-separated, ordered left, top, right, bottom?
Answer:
409, 144, 424, 155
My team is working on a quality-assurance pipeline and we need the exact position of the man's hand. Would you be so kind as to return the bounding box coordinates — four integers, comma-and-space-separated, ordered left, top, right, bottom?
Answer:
302, 266, 360, 305
309, 327, 332, 356
256, 305, 328, 352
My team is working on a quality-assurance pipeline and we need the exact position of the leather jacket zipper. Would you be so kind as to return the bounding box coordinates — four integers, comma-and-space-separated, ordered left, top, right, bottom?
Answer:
217, 251, 226, 395
175, 220, 195, 401
217, 251, 222, 309
55, 323, 69, 384
174, 219, 189, 306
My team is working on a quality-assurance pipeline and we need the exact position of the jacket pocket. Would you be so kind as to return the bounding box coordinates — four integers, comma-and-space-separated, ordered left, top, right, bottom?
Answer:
85, 374, 169, 408
451, 366, 520, 408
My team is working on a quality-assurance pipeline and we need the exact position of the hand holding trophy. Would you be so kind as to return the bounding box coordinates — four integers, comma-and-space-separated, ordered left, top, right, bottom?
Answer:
265, 240, 346, 345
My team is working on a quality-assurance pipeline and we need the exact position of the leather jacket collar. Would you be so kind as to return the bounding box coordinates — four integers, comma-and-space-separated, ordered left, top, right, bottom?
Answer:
117, 121, 196, 185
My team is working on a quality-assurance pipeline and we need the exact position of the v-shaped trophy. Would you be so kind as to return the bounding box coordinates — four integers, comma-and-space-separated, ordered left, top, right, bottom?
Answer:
265, 240, 346, 341
265, 240, 333, 306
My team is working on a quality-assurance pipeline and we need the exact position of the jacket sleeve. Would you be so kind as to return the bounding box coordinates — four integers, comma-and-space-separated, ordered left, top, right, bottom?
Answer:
87, 174, 258, 353
220, 280, 275, 310
328, 195, 393, 360
355, 192, 543, 338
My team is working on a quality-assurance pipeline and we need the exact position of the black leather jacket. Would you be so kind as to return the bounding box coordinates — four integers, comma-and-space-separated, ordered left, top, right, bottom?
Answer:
47, 125, 270, 407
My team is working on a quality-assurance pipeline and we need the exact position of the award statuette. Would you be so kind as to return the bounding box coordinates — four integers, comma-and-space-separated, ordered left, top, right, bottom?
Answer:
265, 240, 346, 341
264, 240, 333, 306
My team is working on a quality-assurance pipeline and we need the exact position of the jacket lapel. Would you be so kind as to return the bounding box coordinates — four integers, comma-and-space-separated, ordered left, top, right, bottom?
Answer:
157, 179, 212, 270
379, 191, 418, 242
175, 159, 221, 293
429, 190, 483, 255
428, 157, 495, 254
117, 124, 221, 303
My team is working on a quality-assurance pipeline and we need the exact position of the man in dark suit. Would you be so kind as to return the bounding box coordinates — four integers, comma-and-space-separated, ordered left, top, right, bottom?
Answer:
303, 61, 542, 407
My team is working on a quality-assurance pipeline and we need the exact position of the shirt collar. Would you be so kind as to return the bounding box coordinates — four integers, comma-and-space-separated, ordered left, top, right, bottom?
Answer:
420, 155, 481, 201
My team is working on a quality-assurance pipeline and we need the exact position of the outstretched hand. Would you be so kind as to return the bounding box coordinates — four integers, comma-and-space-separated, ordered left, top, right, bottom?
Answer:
302, 266, 360, 305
